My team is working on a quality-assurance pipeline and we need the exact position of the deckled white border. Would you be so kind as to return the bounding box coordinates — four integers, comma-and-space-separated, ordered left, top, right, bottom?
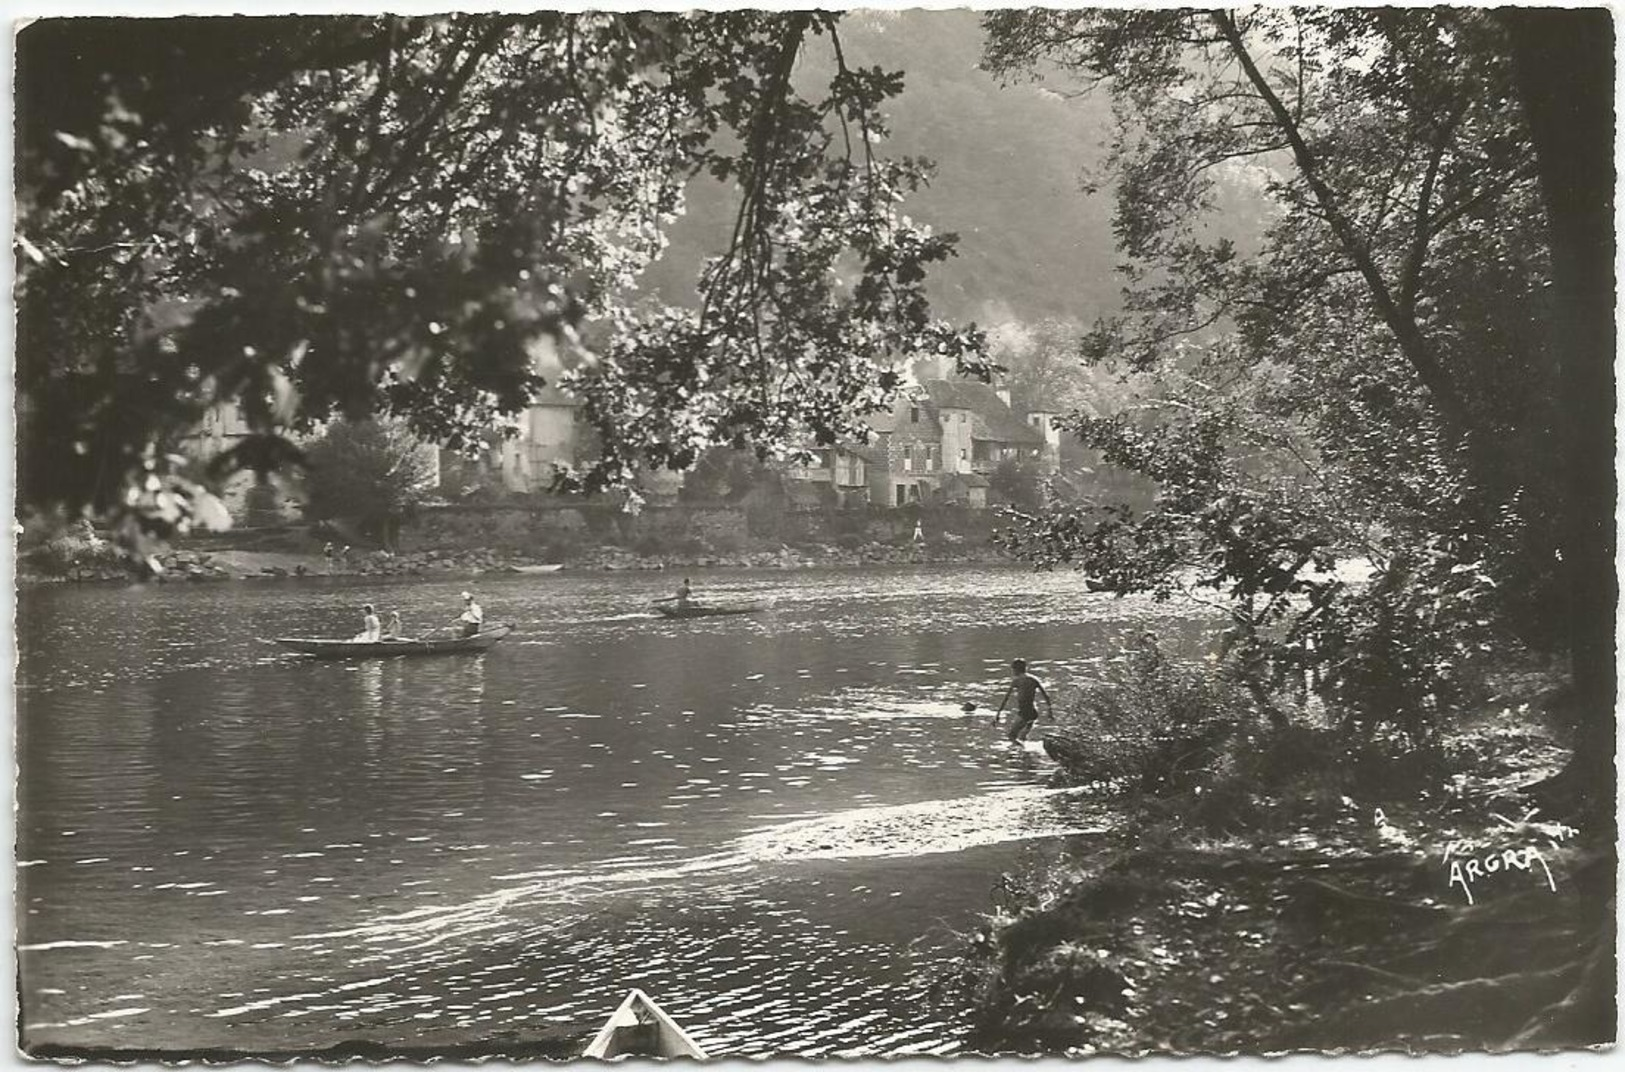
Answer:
2, 2, 1618, 1071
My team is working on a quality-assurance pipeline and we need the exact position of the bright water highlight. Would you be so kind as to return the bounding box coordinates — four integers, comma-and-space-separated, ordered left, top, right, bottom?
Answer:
17, 566, 1211, 1056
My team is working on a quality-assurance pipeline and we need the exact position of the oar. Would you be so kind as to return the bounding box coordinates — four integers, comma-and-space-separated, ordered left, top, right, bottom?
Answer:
416, 616, 465, 638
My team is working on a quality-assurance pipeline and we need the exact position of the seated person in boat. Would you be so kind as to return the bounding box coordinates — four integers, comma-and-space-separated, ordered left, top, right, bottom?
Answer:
354, 603, 382, 643
382, 610, 403, 640
675, 577, 693, 608
458, 591, 484, 637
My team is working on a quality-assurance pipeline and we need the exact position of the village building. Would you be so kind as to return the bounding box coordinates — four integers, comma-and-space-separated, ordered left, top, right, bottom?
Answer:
179, 400, 317, 524
781, 374, 1062, 508
468, 388, 686, 501
483, 385, 594, 493
781, 444, 876, 507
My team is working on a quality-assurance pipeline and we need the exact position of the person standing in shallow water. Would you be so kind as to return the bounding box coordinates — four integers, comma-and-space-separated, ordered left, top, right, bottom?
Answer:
993, 659, 1053, 743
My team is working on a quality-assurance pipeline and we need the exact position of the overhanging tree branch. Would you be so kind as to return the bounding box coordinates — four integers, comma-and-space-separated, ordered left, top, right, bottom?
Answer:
1209, 7, 1471, 434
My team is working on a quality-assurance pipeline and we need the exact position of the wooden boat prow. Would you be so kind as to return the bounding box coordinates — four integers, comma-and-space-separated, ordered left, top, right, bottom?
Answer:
583, 989, 707, 1060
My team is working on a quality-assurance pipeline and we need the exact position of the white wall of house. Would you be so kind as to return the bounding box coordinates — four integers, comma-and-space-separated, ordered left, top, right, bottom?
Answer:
939, 407, 974, 473
498, 403, 581, 492
1027, 411, 1062, 473
833, 451, 866, 488
189, 400, 251, 459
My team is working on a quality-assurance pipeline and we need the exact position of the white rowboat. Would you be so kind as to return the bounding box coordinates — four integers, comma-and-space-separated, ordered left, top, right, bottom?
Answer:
583, 989, 707, 1060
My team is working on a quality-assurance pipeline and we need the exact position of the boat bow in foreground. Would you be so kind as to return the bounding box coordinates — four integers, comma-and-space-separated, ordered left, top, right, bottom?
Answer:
583, 989, 707, 1060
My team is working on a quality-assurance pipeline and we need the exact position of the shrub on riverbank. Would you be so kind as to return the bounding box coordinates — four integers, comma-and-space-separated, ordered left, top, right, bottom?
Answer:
27, 521, 129, 581
952, 653, 1613, 1055
1045, 635, 1249, 799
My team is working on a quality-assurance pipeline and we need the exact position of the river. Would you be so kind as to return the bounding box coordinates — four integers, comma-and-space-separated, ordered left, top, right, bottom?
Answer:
16, 566, 1213, 1057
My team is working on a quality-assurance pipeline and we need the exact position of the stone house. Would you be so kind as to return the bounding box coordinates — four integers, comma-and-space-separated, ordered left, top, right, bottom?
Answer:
484, 385, 595, 493
179, 400, 315, 523
782, 444, 874, 506
845, 378, 1061, 508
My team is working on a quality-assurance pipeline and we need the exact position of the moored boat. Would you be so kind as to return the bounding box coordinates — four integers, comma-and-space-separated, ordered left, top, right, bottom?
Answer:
583, 989, 707, 1060
513, 563, 564, 574
1041, 729, 1088, 766
652, 600, 766, 619
270, 623, 513, 658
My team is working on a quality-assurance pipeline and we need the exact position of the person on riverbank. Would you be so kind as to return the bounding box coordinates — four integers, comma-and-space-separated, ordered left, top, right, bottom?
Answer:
458, 591, 484, 637
993, 659, 1053, 743
355, 604, 382, 643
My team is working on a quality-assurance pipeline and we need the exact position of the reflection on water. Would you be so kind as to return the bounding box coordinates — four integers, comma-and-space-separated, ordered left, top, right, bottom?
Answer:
17, 567, 1213, 1056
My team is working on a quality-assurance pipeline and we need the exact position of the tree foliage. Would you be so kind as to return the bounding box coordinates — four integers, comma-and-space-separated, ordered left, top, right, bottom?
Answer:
15, 13, 989, 549
679, 446, 780, 503
985, 7, 1607, 740
988, 457, 1046, 512
988, 318, 1093, 414
301, 419, 437, 549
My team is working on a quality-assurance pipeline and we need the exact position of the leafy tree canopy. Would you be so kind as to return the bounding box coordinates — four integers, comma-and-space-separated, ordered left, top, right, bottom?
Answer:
985, 7, 1609, 743
16, 12, 989, 551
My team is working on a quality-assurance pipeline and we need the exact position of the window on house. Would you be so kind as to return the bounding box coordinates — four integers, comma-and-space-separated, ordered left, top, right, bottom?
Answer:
902, 444, 913, 472
909, 406, 919, 424
960, 412, 967, 424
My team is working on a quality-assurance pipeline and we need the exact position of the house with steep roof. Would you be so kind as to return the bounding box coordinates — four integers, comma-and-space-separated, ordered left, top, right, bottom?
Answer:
788, 375, 1060, 508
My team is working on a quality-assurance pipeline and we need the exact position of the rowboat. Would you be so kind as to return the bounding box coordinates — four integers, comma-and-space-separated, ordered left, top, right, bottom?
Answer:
270, 623, 513, 658
583, 989, 707, 1060
653, 600, 766, 619
1041, 729, 1093, 771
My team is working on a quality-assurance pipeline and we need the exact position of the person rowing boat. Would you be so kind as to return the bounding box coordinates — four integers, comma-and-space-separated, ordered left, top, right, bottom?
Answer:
457, 591, 483, 637
653, 577, 694, 609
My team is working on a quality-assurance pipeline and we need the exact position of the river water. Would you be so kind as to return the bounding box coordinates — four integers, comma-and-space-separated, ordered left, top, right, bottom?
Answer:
16, 566, 1212, 1057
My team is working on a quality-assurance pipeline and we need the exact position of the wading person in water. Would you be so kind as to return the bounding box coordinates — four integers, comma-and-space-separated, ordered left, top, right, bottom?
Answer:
993, 659, 1053, 743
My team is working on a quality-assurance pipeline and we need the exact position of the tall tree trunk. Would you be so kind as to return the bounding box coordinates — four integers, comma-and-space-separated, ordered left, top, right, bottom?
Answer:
1501, 8, 1617, 822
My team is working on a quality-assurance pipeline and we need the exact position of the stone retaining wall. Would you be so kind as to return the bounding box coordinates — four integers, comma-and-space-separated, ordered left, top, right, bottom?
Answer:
399, 501, 1001, 556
